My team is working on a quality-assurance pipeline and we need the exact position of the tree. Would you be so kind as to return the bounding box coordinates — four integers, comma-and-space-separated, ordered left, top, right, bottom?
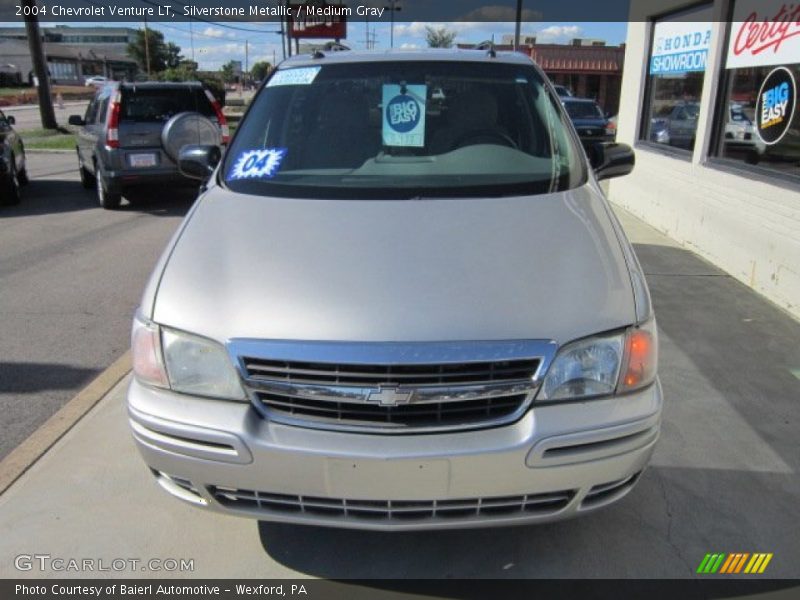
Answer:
165, 42, 183, 69
251, 61, 272, 82
425, 26, 456, 48
220, 60, 239, 84
158, 62, 197, 83
127, 29, 182, 75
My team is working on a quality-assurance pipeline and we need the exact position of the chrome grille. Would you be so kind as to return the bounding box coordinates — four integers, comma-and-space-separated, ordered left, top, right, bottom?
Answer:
243, 357, 540, 387
231, 340, 555, 433
210, 486, 576, 521
256, 390, 527, 427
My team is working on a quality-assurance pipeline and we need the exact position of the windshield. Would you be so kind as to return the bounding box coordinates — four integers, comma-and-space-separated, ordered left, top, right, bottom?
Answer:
222, 61, 584, 199
563, 101, 604, 120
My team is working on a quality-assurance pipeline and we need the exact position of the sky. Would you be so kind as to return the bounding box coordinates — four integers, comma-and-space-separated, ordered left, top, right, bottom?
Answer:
0, 20, 627, 70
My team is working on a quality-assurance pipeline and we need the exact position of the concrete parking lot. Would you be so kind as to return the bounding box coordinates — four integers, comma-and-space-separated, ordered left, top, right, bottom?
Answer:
0, 186, 798, 579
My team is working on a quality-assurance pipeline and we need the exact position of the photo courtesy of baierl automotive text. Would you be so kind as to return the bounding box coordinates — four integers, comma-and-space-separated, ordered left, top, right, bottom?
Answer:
0, 0, 798, 594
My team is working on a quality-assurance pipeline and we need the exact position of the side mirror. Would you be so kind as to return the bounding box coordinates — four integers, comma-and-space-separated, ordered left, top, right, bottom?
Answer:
6, 115, 15, 125
179, 144, 221, 181
590, 142, 635, 181
68, 115, 85, 126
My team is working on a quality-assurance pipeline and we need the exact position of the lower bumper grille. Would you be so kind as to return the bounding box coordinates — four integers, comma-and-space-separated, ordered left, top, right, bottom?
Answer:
581, 472, 641, 508
209, 486, 576, 521
256, 391, 527, 429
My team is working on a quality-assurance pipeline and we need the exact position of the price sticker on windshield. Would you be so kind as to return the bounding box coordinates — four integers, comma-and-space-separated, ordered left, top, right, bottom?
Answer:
228, 148, 287, 180
382, 84, 427, 147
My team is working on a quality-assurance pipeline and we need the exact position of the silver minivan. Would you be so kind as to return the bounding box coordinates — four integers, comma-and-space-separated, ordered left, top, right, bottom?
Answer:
128, 50, 661, 530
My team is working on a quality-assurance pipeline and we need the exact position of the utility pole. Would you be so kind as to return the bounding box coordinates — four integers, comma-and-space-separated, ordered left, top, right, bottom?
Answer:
514, 0, 523, 50
189, 20, 195, 61
386, 0, 401, 48
144, 16, 151, 78
245, 40, 249, 86
284, 0, 292, 57
23, 0, 56, 129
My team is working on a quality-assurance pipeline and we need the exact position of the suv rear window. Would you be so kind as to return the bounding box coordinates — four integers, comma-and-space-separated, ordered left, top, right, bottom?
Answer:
564, 101, 604, 120
222, 60, 585, 199
119, 87, 214, 122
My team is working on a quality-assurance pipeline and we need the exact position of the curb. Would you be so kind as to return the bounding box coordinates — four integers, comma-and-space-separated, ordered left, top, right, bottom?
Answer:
24, 148, 73, 154
0, 351, 131, 496
3, 101, 88, 112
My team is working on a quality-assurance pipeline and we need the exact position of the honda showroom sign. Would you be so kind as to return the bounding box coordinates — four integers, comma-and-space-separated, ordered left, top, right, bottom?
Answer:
727, 0, 800, 68
649, 10, 713, 75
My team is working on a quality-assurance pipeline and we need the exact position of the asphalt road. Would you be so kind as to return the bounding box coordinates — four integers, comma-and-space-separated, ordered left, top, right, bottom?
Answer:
0, 152, 192, 460
4, 101, 89, 132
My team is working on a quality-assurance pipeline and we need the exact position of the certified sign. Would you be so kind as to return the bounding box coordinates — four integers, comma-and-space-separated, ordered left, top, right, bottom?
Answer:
382, 84, 427, 147
755, 67, 796, 145
727, 0, 800, 69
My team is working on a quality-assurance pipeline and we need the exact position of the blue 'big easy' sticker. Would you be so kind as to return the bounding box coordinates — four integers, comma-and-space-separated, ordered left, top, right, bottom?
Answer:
228, 148, 287, 180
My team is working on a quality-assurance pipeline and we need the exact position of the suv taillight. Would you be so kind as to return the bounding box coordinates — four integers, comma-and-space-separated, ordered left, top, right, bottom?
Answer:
204, 89, 230, 144
106, 92, 121, 149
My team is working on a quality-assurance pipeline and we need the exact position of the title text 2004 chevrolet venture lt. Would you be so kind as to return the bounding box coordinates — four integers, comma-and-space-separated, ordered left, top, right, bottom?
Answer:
128, 49, 661, 530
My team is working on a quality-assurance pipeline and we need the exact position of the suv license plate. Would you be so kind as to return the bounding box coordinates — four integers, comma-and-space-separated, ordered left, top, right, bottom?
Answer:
129, 153, 157, 168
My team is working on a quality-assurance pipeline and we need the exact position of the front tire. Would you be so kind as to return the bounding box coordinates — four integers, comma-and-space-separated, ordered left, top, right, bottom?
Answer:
95, 165, 122, 209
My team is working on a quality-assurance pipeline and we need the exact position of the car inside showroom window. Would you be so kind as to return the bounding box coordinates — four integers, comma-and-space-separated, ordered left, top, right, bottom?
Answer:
641, 4, 713, 152
714, 0, 800, 178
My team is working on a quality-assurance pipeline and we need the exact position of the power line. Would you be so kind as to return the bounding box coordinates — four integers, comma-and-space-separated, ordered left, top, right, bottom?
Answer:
135, 0, 283, 34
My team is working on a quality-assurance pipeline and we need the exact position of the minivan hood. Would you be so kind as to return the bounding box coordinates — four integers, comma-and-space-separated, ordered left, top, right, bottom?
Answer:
152, 184, 635, 345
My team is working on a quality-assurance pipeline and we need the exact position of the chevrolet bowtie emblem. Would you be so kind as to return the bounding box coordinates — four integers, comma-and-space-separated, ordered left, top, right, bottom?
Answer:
366, 387, 414, 406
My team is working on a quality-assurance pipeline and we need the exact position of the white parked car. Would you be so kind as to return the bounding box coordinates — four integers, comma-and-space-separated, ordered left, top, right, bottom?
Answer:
84, 75, 110, 87
128, 49, 661, 530
724, 103, 766, 157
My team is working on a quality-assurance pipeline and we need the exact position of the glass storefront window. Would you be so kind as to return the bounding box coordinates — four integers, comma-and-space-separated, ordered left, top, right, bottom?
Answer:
716, 0, 800, 177
641, 4, 713, 151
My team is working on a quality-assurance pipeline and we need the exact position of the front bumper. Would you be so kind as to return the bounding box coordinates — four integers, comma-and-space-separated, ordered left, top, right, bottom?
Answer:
127, 378, 662, 530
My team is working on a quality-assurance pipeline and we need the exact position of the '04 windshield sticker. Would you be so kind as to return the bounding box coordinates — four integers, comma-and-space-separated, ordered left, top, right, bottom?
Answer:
267, 66, 321, 87
382, 84, 427, 147
228, 148, 287, 180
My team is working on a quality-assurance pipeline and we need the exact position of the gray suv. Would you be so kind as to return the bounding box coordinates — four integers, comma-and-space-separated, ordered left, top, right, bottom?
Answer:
128, 50, 661, 530
69, 82, 228, 209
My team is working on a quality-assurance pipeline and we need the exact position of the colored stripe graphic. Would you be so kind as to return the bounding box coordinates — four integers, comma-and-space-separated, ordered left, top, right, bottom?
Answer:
710, 554, 725, 573
745, 554, 761, 573
698, 552, 773, 574
719, 554, 736, 574
734, 553, 749, 573
758, 553, 773, 573
697, 554, 713, 574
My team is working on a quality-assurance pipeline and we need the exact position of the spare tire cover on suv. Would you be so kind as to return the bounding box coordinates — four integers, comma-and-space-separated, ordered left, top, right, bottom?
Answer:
161, 111, 222, 162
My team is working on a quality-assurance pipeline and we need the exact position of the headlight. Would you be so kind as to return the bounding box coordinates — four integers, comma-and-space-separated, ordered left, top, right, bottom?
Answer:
537, 319, 658, 402
538, 332, 623, 401
131, 312, 245, 401
131, 313, 169, 389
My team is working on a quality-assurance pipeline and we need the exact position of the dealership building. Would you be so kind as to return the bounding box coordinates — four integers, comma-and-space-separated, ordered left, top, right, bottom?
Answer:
610, 0, 800, 319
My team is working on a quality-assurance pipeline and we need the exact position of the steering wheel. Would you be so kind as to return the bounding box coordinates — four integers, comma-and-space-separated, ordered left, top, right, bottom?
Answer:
453, 129, 518, 150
